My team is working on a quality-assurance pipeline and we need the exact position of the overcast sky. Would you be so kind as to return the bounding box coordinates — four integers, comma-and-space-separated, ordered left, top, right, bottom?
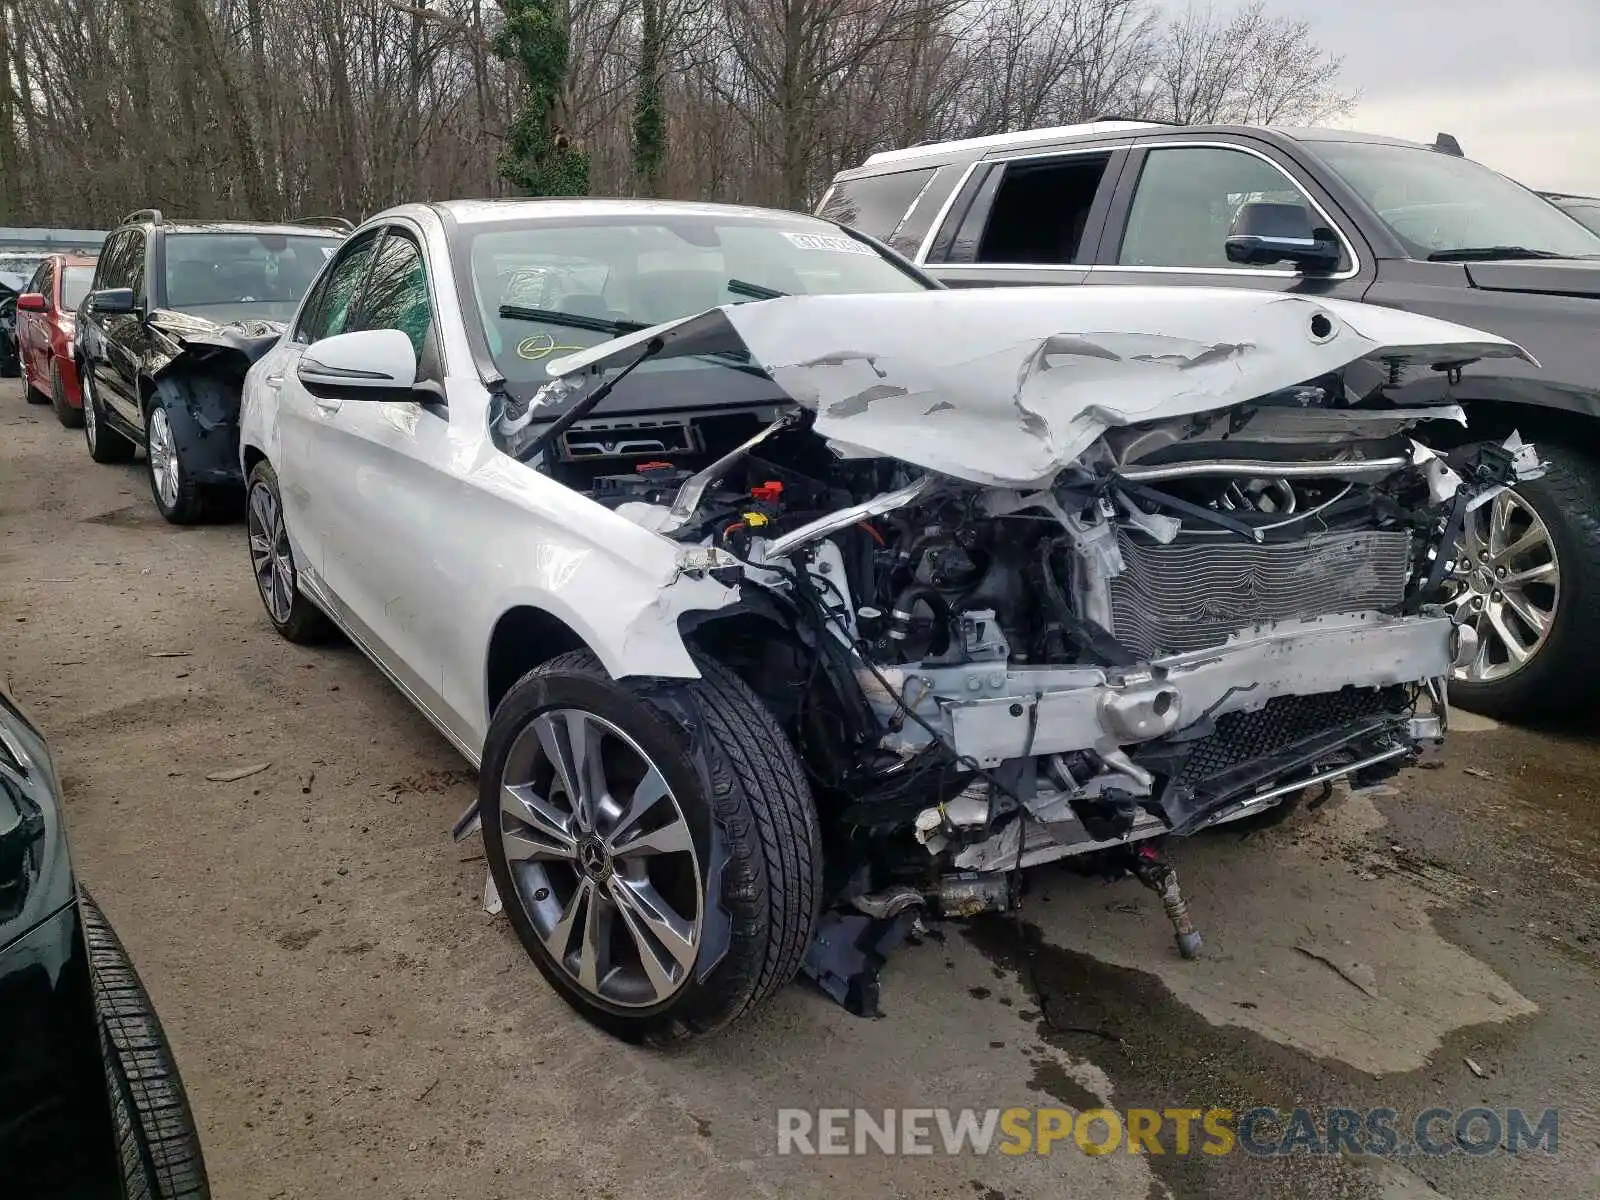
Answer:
1238, 0, 1600, 194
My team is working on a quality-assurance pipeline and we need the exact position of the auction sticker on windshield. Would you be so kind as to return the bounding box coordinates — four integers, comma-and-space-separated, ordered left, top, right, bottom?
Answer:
783, 232, 876, 255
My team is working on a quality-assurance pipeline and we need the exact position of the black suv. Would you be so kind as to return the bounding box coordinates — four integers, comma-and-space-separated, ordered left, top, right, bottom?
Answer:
822, 122, 1600, 719
77, 210, 347, 523
1, 688, 209, 1197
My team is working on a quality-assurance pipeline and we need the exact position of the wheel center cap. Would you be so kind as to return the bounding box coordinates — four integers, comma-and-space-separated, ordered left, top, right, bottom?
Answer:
1470, 567, 1494, 595
577, 836, 612, 881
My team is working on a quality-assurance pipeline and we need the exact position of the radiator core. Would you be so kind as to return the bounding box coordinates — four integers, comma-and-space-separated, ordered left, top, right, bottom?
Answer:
1107, 528, 1413, 660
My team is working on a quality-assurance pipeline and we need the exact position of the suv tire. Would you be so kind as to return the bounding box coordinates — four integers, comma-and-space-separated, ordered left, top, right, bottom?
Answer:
83, 371, 135, 463
1450, 439, 1600, 719
146, 385, 209, 524
481, 650, 821, 1043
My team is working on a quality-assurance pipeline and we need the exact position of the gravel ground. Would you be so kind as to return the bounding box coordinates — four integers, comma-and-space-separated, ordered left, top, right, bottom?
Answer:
2, 384, 1596, 1199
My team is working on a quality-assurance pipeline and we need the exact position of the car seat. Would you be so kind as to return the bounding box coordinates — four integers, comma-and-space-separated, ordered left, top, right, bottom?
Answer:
169, 260, 216, 307
216, 260, 268, 301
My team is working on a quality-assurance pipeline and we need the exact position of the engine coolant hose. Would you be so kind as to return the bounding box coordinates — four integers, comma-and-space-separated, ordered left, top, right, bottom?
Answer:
886, 583, 952, 658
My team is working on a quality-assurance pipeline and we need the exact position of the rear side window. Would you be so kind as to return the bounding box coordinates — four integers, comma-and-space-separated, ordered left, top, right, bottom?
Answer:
973, 153, 1112, 265
819, 168, 936, 242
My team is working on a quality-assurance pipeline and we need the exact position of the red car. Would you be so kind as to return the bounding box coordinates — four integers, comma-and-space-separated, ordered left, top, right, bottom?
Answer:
16, 253, 95, 427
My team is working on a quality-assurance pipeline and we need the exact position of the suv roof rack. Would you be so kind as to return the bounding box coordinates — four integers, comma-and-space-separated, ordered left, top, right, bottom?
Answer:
121, 208, 164, 227
288, 215, 354, 233
1091, 113, 1183, 125
862, 119, 1165, 168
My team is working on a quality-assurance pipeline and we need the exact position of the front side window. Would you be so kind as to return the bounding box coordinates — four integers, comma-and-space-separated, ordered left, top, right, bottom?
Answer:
349, 231, 433, 360
163, 232, 340, 321
95, 232, 140, 292
463, 214, 929, 388
1316, 141, 1600, 260
25, 261, 51, 298
296, 230, 380, 344
1119, 146, 1327, 269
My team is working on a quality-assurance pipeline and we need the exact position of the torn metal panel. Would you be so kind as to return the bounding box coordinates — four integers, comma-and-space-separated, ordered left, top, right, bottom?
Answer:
145, 309, 284, 382
545, 288, 1531, 488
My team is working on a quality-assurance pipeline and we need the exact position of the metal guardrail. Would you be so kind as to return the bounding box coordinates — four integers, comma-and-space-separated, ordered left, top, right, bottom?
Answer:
0, 226, 107, 253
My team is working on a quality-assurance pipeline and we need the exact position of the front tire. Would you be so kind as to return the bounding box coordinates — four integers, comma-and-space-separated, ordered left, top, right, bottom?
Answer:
82, 891, 211, 1200
246, 461, 332, 643
1449, 440, 1600, 718
481, 650, 821, 1042
52, 358, 84, 427
83, 370, 135, 463
146, 389, 210, 524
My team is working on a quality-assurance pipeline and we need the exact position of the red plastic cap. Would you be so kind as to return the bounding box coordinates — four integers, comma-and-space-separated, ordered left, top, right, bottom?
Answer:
636, 461, 675, 473
751, 481, 784, 502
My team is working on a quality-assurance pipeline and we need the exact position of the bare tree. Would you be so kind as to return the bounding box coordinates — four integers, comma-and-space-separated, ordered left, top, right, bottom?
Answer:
0, 0, 1355, 225
1143, 1, 1356, 126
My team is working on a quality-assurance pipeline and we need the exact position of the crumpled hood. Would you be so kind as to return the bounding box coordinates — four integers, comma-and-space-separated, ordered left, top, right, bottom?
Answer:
545, 287, 1534, 487
148, 308, 286, 342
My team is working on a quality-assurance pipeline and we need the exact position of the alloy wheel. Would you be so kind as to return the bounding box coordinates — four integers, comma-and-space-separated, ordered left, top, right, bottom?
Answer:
247, 483, 296, 625
499, 708, 703, 1008
147, 406, 180, 509
1444, 487, 1560, 682
83, 379, 97, 451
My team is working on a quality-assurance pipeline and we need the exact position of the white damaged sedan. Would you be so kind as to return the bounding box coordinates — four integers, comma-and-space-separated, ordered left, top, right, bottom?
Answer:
239, 199, 1538, 1040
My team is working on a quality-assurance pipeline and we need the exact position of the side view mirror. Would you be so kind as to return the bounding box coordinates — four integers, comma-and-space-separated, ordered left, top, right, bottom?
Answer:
87, 287, 137, 315
16, 292, 47, 313
298, 329, 419, 401
1225, 202, 1341, 275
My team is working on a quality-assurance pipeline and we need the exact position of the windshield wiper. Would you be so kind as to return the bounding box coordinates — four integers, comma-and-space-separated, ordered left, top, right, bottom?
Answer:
1426, 246, 1576, 262
518, 337, 665, 463
727, 278, 787, 301
498, 304, 646, 336
499, 301, 767, 377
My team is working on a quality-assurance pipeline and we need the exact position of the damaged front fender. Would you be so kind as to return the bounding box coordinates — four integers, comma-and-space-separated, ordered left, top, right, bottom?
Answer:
141, 311, 288, 486
145, 309, 283, 384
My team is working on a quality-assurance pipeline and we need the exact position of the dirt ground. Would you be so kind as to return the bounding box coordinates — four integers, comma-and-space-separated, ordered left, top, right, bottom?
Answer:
3, 383, 1597, 1200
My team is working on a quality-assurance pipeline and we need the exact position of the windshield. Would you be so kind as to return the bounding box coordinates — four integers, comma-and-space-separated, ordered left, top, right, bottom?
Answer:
61, 265, 93, 310
1316, 140, 1600, 260
164, 232, 340, 318
461, 214, 929, 388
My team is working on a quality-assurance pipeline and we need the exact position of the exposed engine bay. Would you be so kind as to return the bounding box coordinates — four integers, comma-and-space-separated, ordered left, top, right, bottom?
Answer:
494, 288, 1541, 1013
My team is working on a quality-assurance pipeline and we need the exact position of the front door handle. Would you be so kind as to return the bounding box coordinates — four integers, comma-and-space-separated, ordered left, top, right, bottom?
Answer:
263, 372, 284, 389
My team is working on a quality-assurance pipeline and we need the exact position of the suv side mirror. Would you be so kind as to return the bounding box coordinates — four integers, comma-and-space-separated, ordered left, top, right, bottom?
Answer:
298, 329, 419, 401
15, 293, 47, 313
1225, 202, 1341, 274
87, 287, 137, 315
